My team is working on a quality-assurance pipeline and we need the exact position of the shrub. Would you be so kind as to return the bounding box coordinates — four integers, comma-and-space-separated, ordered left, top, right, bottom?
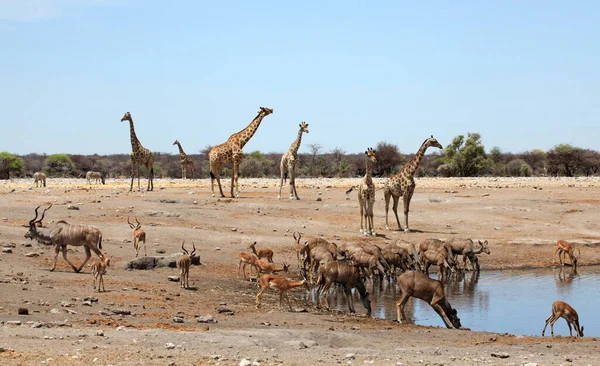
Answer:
0, 152, 24, 179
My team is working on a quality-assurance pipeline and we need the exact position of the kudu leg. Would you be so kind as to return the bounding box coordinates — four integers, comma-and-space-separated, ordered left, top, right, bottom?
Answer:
50, 245, 61, 271
396, 292, 411, 323
76, 246, 93, 273
62, 246, 80, 273
431, 303, 456, 329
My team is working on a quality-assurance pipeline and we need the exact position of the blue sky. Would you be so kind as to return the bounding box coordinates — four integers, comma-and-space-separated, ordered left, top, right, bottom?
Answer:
1, 1, 598, 156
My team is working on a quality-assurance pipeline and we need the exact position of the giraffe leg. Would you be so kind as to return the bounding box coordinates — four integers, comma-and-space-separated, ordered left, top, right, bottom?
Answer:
148, 162, 154, 191
232, 160, 240, 198
367, 197, 375, 236
359, 196, 365, 234
210, 163, 226, 197
278, 159, 286, 199
181, 164, 186, 179
403, 185, 415, 232
384, 188, 392, 230
129, 162, 136, 192
290, 162, 299, 200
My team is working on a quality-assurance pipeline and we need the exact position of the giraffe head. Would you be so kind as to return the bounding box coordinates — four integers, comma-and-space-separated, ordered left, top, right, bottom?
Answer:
365, 148, 377, 163
173, 139, 179, 146
259, 107, 274, 116
425, 135, 443, 150
120, 112, 132, 123
299, 122, 309, 134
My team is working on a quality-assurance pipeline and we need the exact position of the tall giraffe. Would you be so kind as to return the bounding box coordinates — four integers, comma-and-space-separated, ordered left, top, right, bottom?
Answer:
384, 135, 443, 232
358, 148, 377, 236
209, 107, 274, 198
278, 122, 309, 200
120, 112, 154, 192
173, 139, 195, 179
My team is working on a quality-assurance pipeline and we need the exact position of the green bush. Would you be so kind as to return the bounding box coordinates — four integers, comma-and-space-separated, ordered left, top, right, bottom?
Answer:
0, 152, 24, 179
45, 154, 76, 177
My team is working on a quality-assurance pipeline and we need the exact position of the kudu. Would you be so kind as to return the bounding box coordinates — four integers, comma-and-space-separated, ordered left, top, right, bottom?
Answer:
554, 240, 581, 267
449, 239, 490, 271
315, 260, 371, 317
396, 271, 461, 329
24, 204, 104, 273
128, 216, 146, 257
542, 301, 584, 337
177, 241, 196, 289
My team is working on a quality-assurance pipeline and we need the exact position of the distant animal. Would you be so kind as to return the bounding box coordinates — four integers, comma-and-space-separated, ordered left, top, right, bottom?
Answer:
554, 240, 581, 267
396, 271, 461, 329
177, 241, 196, 289
278, 121, 309, 200
24, 204, 104, 273
542, 300, 584, 337
127, 216, 146, 257
86, 171, 105, 185
33, 172, 46, 187
91, 256, 112, 292
255, 274, 306, 311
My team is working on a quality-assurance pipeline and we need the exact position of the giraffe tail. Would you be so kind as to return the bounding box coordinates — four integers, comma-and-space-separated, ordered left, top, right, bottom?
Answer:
284, 172, 288, 183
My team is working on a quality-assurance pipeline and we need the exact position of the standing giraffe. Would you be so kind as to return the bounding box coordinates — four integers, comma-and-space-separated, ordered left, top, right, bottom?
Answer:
384, 135, 443, 232
209, 107, 274, 198
278, 122, 309, 200
173, 139, 195, 179
358, 148, 377, 236
120, 112, 154, 192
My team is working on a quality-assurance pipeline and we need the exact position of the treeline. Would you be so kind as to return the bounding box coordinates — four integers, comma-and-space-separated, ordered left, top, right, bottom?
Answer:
1, 133, 599, 179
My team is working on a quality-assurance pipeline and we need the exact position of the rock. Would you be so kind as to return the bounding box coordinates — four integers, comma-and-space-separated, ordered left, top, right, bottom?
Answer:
196, 315, 218, 323
168, 276, 180, 282
231, 228, 237, 232
96, 330, 104, 336
156, 249, 166, 254
0, 347, 4, 352
116, 326, 128, 331
60, 301, 73, 307
316, 198, 322, 201
82, 301, 93, 306
216, 305, 236, 315
126, 256, 159, 270
165, 343, 176, 350
2, 248, 12, 253
18, 307, 29, 315
83, 297, 99, 303
50, 308, 60, 314
491, 352, 510, 359
172, 316, 184, 323
6, 320, 22, 326
25, 252, 40, 257
345, 353, 356, 360
67, 205, 79, 210
111, 309, 131, 315
160, 199, 178, 204
239, 359, 251, 366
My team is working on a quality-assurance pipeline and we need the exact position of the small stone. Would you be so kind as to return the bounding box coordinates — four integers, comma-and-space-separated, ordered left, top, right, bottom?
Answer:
116, 325, 128, 331
96, 330, 104, 336
239, 359, 251, 366
2, 248, 12, 253
345, 353, 356, 360
172, 316, 184, 323
67, 205, 80, 210
491, 352, 510, 359
82, 301, 93, 306
0, 347, 5, 352
168, 276, 180, 282
60, 301, 73, 307
156, 249, 166, 254
215, 247, 221, 251
231, 228, 237, 232
565, 357, 573, 362
196, 315, 218, 323
18, 307, 29, 315
316, 198, 322, 201
6, 320, 22, 326
25, 252, 40, 257
50, 309, 60, 314
165, 343, 176, 349
111, 309, 131, 315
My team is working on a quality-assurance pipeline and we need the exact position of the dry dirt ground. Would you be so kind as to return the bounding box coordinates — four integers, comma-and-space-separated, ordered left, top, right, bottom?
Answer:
1, 176, 600, 366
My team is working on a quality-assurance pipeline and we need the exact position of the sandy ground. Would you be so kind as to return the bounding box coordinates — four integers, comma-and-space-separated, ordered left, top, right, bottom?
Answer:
1, 176, 600, 366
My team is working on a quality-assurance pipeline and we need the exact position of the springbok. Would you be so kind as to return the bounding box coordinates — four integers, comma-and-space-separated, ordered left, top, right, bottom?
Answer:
255, 274, 306, 311
128, 216, 146, 257
91, 256, 112, 292
554, 240, 581, 267
542, 301, 584, 337
24, 204, 104, 273
86, 171, 105, 185
248, 241, 274, 263
177, 241, 196, 289
238, 251, 259, 280
396, 271, 461, 329
33, 172, 46, 187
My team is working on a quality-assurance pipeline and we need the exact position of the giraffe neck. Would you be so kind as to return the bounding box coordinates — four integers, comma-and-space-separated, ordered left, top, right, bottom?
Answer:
175, 142, 187, 158
236, 111, 267, 148
128, 119, 142, 152
401, 140, 429, 179
365, 157, 373, 179
289, 128, 304, 154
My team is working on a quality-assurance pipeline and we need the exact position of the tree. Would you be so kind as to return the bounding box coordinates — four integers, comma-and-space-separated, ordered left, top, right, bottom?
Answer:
45, 154, 76, 177
307, 143, 324, 177
0, 152, 24, 179
546, 144, 585, 177
442, 133, 491, 177
506, 159, 532, 177
239, 150, 274, 178
374, 141, 404, 175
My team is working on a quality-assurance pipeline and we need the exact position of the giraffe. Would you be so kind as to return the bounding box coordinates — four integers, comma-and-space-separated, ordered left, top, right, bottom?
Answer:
358, 148, 377, 236
173, 139, 195, 179
120, 112, 154, 192
384, 135, 443, 232
278, 122, 309, 200
209, 107, 274, 198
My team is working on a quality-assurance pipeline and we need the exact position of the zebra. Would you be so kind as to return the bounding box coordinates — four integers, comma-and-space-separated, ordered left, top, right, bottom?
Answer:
86, 171, 105, 185
33, 172, 46, 187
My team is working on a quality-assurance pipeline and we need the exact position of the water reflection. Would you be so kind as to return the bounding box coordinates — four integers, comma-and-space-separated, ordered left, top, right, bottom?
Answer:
319, 266, 600, 336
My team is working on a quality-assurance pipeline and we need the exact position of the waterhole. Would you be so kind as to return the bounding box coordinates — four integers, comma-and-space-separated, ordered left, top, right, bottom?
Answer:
315, 265, 599, 337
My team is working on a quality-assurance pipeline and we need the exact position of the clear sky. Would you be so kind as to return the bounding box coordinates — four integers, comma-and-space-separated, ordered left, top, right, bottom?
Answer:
1, 1, 598, 156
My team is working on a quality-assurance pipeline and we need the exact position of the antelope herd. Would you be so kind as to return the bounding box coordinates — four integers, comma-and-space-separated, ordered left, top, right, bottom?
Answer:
21, 193, 586, 336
